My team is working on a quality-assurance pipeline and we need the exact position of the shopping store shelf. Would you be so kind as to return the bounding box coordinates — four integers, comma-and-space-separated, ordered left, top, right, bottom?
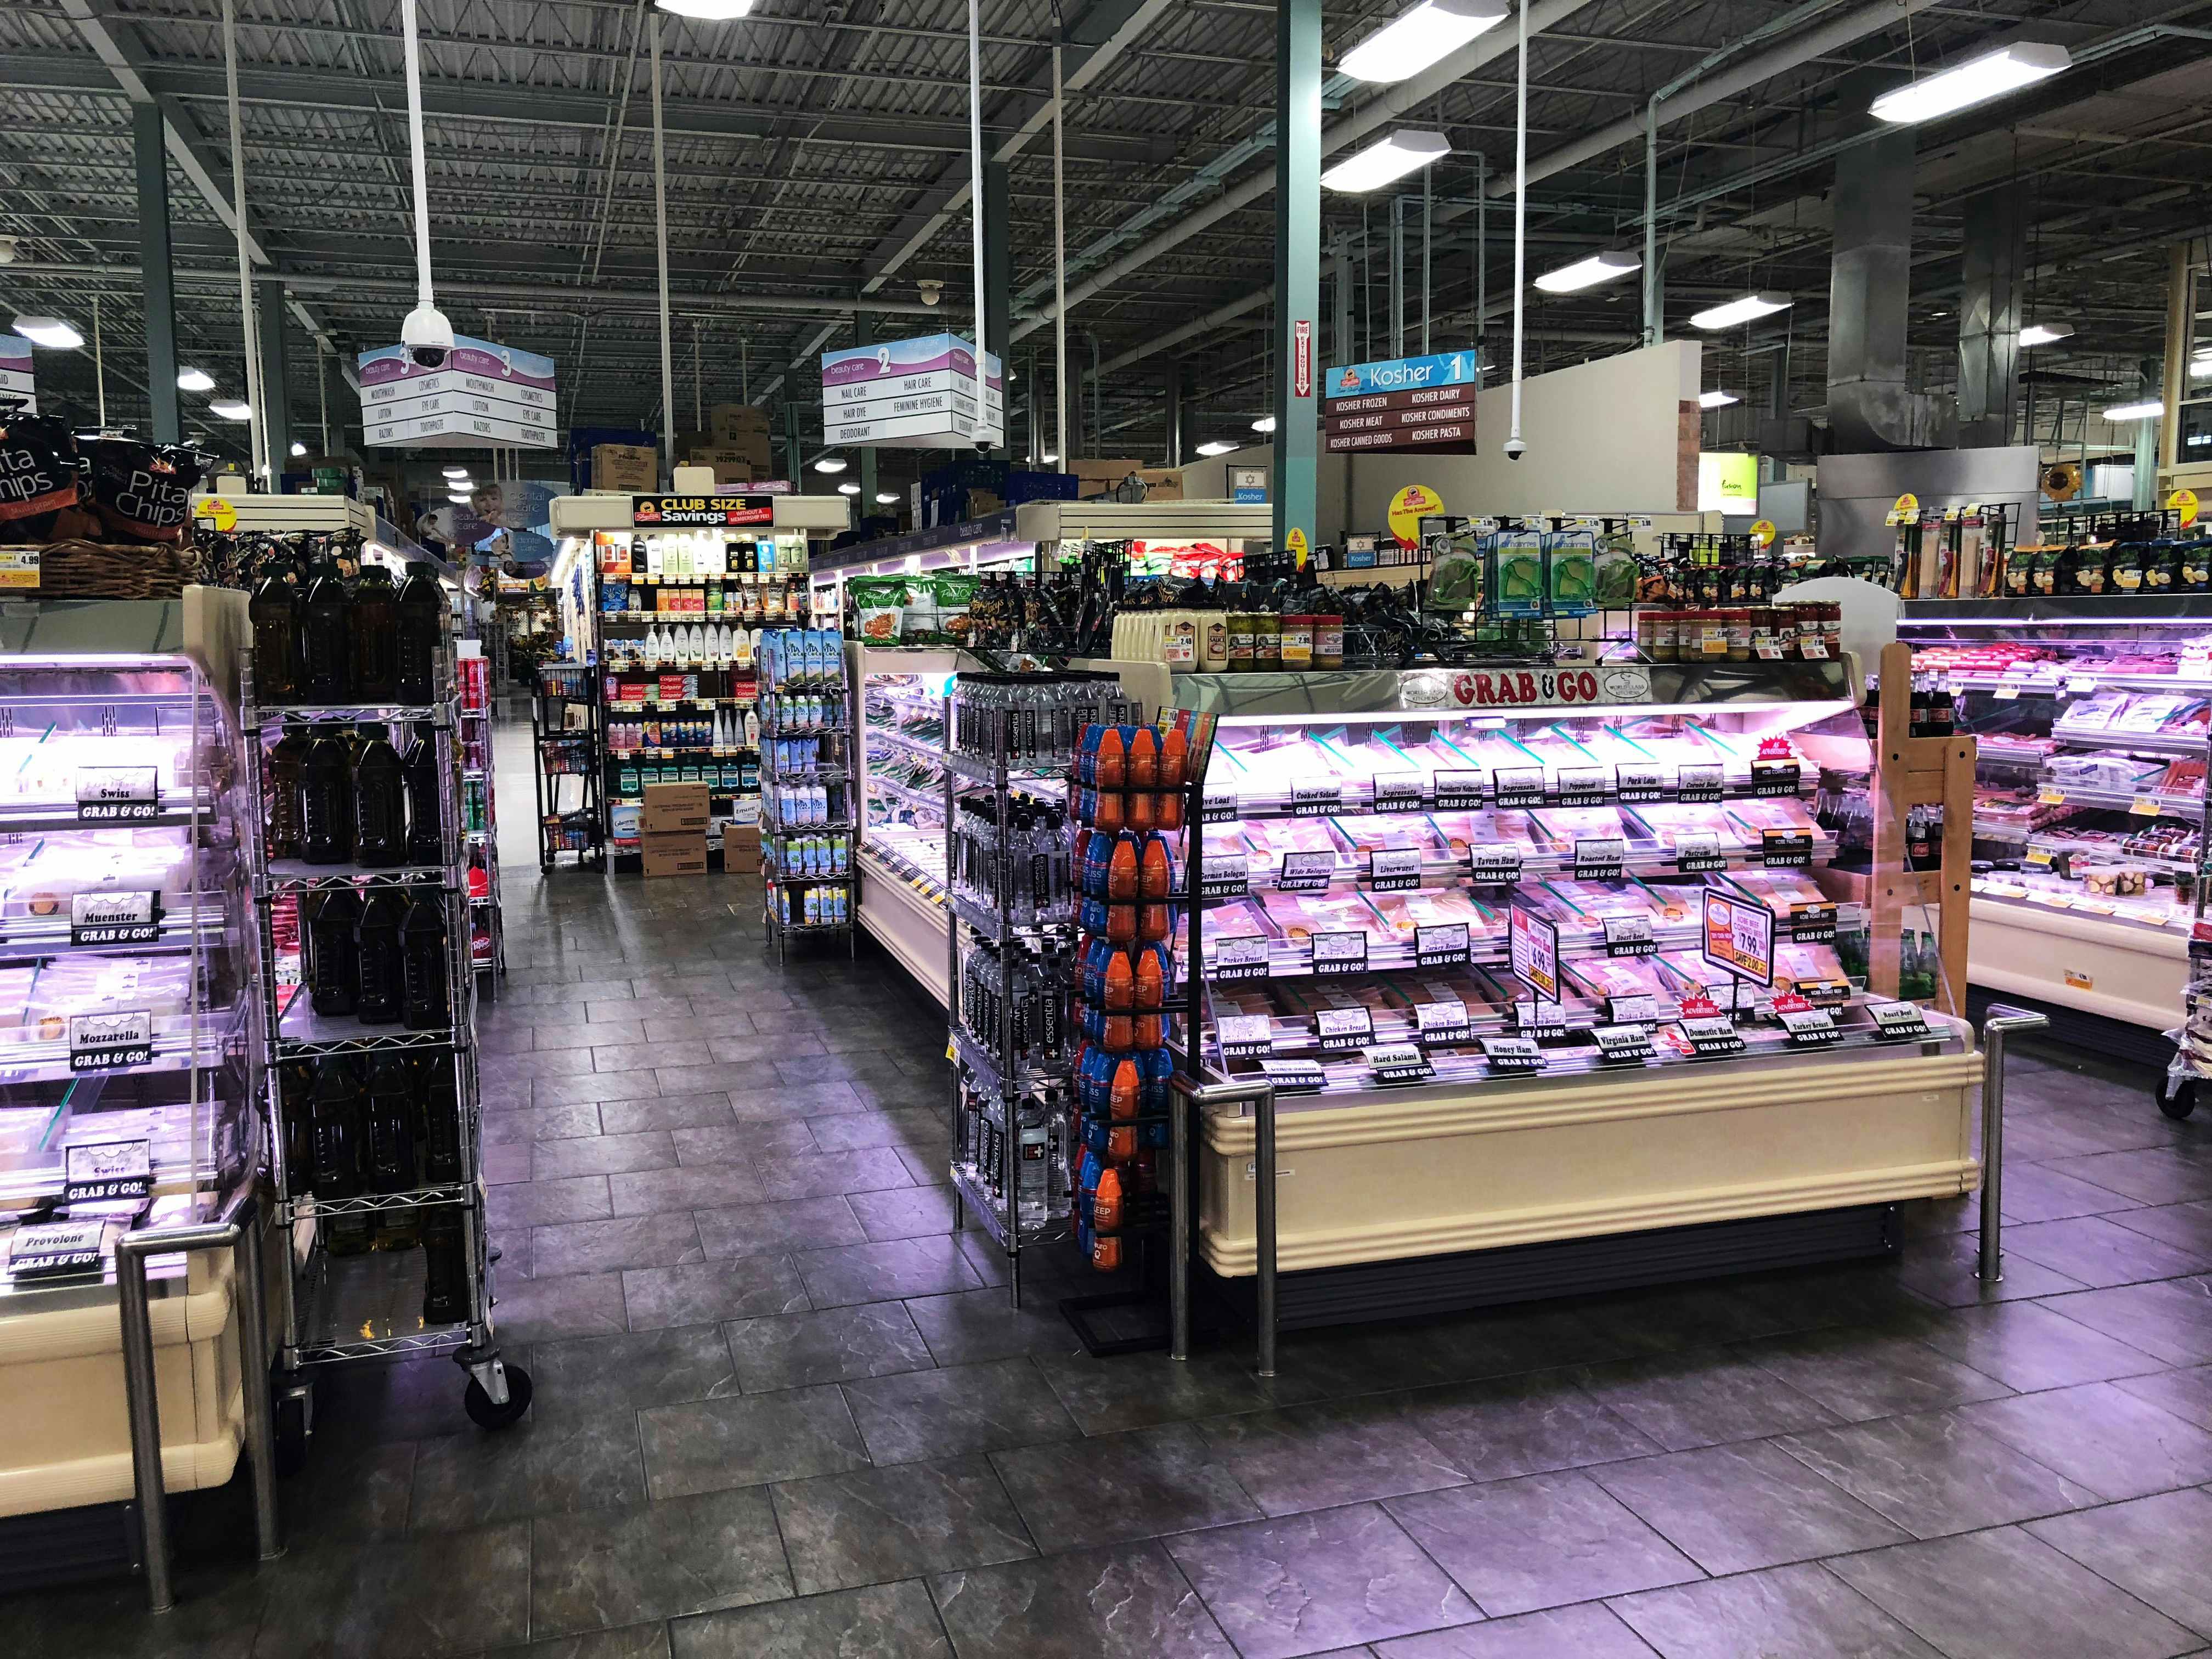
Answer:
0, 1010, 245, 1087
1971, 876, 2185, 933
949, 1159, 1072, 1250
943, 748, 1075, 788
2050, 725, 2210, 759
950, 890, 1073, 940
272, 996, 466, 1058
1901, 596, 2212, 625
261, 857, 454, 893
279, 1182, 473, 1222
292, 1246, 473, 1367
1205, 836, 1840, 896
2021, 833, 2196, 877
866, 771, 949, 817
951, 1024, 1070, 1100
1952, 667, 2212, 696
864, 724, 947, 763
1209, 774, 1808, 823
248, 699, 455, 730
2027, 782, 2205, 821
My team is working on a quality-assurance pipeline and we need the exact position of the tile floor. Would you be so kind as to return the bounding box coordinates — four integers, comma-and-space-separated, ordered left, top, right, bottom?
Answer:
16, 723, 2212, 1657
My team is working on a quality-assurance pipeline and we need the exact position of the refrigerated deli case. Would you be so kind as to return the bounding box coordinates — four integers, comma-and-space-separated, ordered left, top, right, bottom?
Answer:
1167, 661, 1984, 1316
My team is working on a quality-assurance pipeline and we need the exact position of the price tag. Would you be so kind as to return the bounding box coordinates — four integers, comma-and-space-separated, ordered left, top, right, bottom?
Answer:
2068, 675, 2098, 695
1679, 1014, 1746, 1057
1867, 1000, 1933, 1041
1468, 845, 1523, 884
1675, 763, 1724, 804
1751, 759, 1802, 798
1368, 847, 1424, 892
1200, 866, 1251, 901
1258, 1058, 1327, 1093
1510, 904, 1561, 1002
68, 891, 161, 946
1291, 778, 1344, 817
1797, 977, 1852, 1008
1756, 641, 1788, 661
1780, 1007, 1842, 1044
5, 1219, 105, 1280
1202, 790, 1242, 823
1315, 1006, 1375, 1052
1573, 836, 1626, 879
1480, 1035, 1544, 1073
1558, 767, 1609, 806
1277, 850, 1336, 892
1592, 1023, 1655, 1064
1615, 762, 1665, 804
1311, 930, 1369, 975
1603, 915, 1657, 957
1214, 934, 1271, 982
1415, 922, 1471, 968
1415, 997, 1471, 1045
1217, 1013, 1274, 1058
1675, 832, 1728, 875
1599, 993, 1656, 1027
1365, 1041, 1436, 1085
2037, 787, 2067, 806
1799, 639, 1830, 661
2131, 797, 2162, 817
1760, 827, 1815, 869
2025, 847, 2055, 867
1492, 768, 1545, 809
1514, 1000, 1567, 1039
1993, 686, 2020, 702
1789, 902, 1839, 944
67, 1009, 153, 1072
1703, 890, 1776, 988
63, 1138, 153, 1206
1434, 769, 1488, 810
1373, 773, 1424, 812
75, 766, 160, 822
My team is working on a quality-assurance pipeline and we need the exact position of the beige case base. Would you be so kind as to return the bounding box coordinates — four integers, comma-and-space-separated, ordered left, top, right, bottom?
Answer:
1970, 895, 2184, 1032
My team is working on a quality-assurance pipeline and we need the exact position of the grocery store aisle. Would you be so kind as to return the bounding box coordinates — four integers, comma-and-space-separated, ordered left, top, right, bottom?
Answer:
18, 723, 2212, 1657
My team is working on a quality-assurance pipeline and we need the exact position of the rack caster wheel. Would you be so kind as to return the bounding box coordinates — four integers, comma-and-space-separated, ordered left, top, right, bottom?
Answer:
464, 1363, 532, 1430
2159, 1079, 2198, 1122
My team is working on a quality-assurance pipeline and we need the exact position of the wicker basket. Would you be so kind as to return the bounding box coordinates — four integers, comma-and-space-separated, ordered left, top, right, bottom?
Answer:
34, 539, 191, 600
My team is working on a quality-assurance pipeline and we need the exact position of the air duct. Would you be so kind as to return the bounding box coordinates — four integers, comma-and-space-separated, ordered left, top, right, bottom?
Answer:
1956, 185, 2025, 447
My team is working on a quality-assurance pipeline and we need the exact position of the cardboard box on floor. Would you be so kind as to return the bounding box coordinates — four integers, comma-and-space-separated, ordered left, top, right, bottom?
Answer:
640, 830, 707, 878
591, 443, 657, 492
723, 823, 762, 875
642, 780, 712, 835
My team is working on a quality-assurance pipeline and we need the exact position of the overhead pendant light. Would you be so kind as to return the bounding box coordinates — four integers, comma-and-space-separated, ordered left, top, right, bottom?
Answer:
656, 0, 755, 16
1195, 440, 1238, 456
1699, 390, 1740, 409
1340, 0, 1509, 84
1038, 452, 1059, 464
290, 440, 308, 457
2018, 323, 2074, 347
1871, 42, 2069, 125
1251, 415, 1278, 433
1689, 291, 1792, 331
442, 465, 470, 479
210, 399, 253, 421
447, 491, 471, 504
12, 316, 83, 350
2102, 400, 2163, 422
837, 481, 861, 495
176, 366, 216, 392
812, 455, 848, 473
1321, 131, 1449, 193
1535, 250, 1639, 294
874, 492, 899, 505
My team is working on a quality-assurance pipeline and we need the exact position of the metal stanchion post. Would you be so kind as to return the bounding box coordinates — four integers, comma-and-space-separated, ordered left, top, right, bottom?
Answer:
115, 1244, 173, 1613
1978, 1005, 2050, 1283
1254, 1083, 1277, 1379
231, 1212, 284, 1560
1170, 1089, 1190, 1361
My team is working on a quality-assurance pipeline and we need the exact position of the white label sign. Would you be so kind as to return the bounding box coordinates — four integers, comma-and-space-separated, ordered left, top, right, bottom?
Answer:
1215, 934, 1270, 980
64, 1138, 153, 1205
67, 1009, 153, 1072
1373, 773, 1424, 811
75, 766, 160, 822
1217, 1013, 1274, 1057
1415, 922, 1471, 967
1867, 1000, 1933, 1041
1780, 1007, 1841, 1044
1469, 845, 1523, 883
1415, 998, 1471, 1043
1278, 850, 1336, 891
1481, 1035, 1544, 1073
69, 890, 161, 946
1592, 1023, 1655, 1063
1607, 992, 1661, 1026
1365, 1041, 1436, 1085
1315, 1006, 1375, 1051
1368, 847, 1424, 891
1291, 778, 1344, 817
1259, 1058, 1327, 1092
1573, 836, 1627, 877
6, 1218, 105, 1279
1602, 914, 1656, 956
1311, 930, 1369, 974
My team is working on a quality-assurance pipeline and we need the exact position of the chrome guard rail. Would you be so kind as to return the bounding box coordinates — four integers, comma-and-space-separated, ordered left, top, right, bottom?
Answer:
1977, 1006, 2050, 1284
1170, 1072, 1280, 1375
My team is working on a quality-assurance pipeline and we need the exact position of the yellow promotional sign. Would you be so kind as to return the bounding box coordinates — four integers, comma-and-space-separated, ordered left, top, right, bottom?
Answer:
1387, 483, 1441, 549
2171, 488, 2200, 529
1284, 527, 1310, 566
194, 496, 238, 533
1750, 518, 1778, 550
1886, 492, 1918, 526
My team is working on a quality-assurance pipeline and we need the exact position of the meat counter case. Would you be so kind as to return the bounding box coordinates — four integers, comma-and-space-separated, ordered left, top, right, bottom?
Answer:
1900, 595, 2212, 1062
1164, 662, 1983, 1318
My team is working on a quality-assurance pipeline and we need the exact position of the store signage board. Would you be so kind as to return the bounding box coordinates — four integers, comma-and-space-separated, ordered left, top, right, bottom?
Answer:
5, 1219, 104, 1281
1510, 902, 1561, 1002
1369, 847, 1423, 891
1365, 1042, 1435, 1086
822, 332, 1004, 394
76, 766, 159, 821
68, 1009, 153, 1073
1278, 850, 1336, 892
634, 495, 778, 528
360, 334, 556, 392
1214, 935, 1270, 981
823, 386, 994, 428
1200, 866, 1250, 901
1468, 845, 1523, 884
1702, 890, 1776, 988
1315, 1006, 1374, 1052
366, 385, 553, 431
1325, 349, 1481, 402
69, 891, 160, 946
1514, 1000, 1567, 1038
1444, 665, 1654, 711
366, 408, 557, 449
358, 335, 558, 450
363, 371, 554, 411
1217, 1013, 1274, 1058
1606, 992, 1661, 1026
1415, 998, 1471, 1045
1780, 1007, 1841, 1045
1790, 902, 1839, 944
1415, 922, 1470, 968
822, 334, 1005, 449
1231, 467, 1268, 505
1324, 422, 1476, 455
1312, 931, 1369, 975
63, 1138, 152, 1206
1325, 402, 1481, 435
1481, 1034, 1544, 1073
825, 366, 1005, 409
1294, 320, 1313, 398
824, 407, 1006, 450
1750, 759, 1802, 798
0, 335, 37, 412
1202, 788, 1242, 823
1603, 915, 1657, 957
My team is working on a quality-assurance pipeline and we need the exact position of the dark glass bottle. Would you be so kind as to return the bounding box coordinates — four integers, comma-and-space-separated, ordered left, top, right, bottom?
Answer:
353, 723, 407, 867
308, 883, 363, 1017
402, 727, 444, 865
265, 722, 312, 862
300, 557, 352, 703
419, 1049, 464, 1183
351, 565, 401, 701
249, 557, 301, 703
307, 1058, 364, 1201
421, 1206, 470, 1323
396, 561, 445, 703
355, 887, 408, 1024
401, 881, 450, 1032
279, 1060, 316, 1196
300, 730, 353, 864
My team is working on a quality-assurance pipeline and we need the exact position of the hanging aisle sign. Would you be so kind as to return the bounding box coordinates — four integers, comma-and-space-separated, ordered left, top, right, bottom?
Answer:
1321, 349, 1479, 456
0, 336, 36, 414
822, 334, 1005, 449
358, 335, 558, 449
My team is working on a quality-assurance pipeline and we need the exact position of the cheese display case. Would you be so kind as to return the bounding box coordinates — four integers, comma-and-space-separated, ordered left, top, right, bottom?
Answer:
854, 646, 958, 1003
1164, 662, 1985, 1311
1900, 599, 2212, 1056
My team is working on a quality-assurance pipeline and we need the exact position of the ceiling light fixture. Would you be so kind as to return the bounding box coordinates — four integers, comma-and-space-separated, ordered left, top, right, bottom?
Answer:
1699, 390, 1740, 409
2019, 323, 2074, 347
1534, 250, 1640, 294
447, 492, 470, 504
1871, 42, 2070, 125
875, 492, 899, 505
837, 481, 861, 495
442, 465, 470, 479
1689, 291, 1792, 330
209, 399, 253, 421
1251, 415, 1278, 433
654, 0, 757, 18
1340, 0, 1509, 83
290, 441, 307, 457
12, 316, 82, 350
176, 366, 216, 392
812, 455, 848, 473
2102, 400, 2163, 422
1321, 130, 1450, 193
1195, 440, 1238, 456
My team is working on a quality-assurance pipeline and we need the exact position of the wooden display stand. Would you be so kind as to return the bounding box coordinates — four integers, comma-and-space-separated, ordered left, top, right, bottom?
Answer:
1870, 640, 1976, 1013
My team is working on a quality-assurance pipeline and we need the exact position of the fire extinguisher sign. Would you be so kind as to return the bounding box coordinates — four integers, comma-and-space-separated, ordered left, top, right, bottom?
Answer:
1293, 321, 1312, 399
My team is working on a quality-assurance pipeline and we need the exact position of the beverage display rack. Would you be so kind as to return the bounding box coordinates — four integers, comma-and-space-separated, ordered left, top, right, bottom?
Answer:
532, 662, 604, 869
758, 630, 855, 961
459, 651, 505, 996
242, 669, 528, 1437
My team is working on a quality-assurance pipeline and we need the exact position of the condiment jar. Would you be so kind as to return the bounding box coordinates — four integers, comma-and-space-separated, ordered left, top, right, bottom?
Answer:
1279, 614, 1314, 670
1312, 612, 1344, 670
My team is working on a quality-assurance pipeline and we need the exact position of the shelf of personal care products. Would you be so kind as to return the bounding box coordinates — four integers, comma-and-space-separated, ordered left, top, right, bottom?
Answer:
535, 664, 605, 870
759, 630, 855, 957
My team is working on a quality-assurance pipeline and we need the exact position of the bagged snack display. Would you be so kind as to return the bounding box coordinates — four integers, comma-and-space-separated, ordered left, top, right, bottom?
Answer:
84, 437, 203, 545
0, 409, 82, 541
848, 576, 909, 643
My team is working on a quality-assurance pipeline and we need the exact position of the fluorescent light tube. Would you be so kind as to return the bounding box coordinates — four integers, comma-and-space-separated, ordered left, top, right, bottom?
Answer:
812, 455, 848, 473
2102, 400, 2163, 421
442, 465, 470, 479
1689, 291, 1792, 330
177, 366, 216, 392
1699, 390, 1740, 409
1340, 0, 1509, 83
1322, 131, 1450, 193
837, 481, 861, 495
874, 492, 899, 505
1871, 43, 2070, 125
447, 492, 470, 504
655, 0, 754, 16
12, 316, 82, 349
2018, 323, 2074, 346
1195, 441, 1238, 456
210, 399, 253, 421
1252, 415, 1278, 433
1535, 250, 1640, 294
290, 441, 308, 457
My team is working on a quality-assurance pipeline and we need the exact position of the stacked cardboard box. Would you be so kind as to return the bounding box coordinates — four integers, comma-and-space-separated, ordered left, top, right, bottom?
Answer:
723, 824, 763, 876
1066, 459, 1184, 500
591, 443, 658, 492
640, 781, 710, 877
706, 405, 775, 479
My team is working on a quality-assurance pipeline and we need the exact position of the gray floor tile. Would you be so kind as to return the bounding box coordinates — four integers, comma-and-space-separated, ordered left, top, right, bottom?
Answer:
844, 1357, 1084, 1464
1739, 1327, 2012, 1421
991, 1421, 1262, 1553
409, 1411, 645, 1529
1569, 1348, 1841, 1451
2045, 1278, 2212, 1364
695, 1195, 869, 1259
1165, 1503, 1480, 1658
723, 1301, 936, 1391
482, 1103, 603, 1143
1032, 1347, 1323, 1435
847, 1183, 961, 1241
1194, 1395, 1469, 1515
2028, 1487, 2212, 1639
483, 1141, 535, 1184
2116, 1363, 2212, 1430
1775, 1409, 2097, 1537
1999, 1161, 2150, 1223
2046, 1146, 2212, 1207
1913, 1297, 2166, 1390
1828, 1525, 2197, 1659
597, 1092, 740, 1135
755, 1145, 916, 1201
606, 1163, 768, 1215
533, 1131, 679, 1181
1588, 1441, 1910, 1575
253, 1522, 532, 1658
638, 1383, 870, 1497
533, 1211, 704, 1277
1607, 1562, 1939, 1658
1372, 1605, 1655, 1657
727, 1080, 875, 1121
905, 1285, 1088, 1367
488, 1176, 613, 1229
529, 1487, 793, 1637
2007, 1215, 2212, 1288
1393, 1369, 1664, 1479
793, 1234, 983, 1306
933, 1540, 1238, 1658
668, 1581, 951, 1658
2109, 1199, 2212, 1255
621, 1255, 811, 1330
804, 1107, 943, 1153
484, 1622, 674, 1659
494, 1271, 630, 1344
1897, 1233, 2090, 1307
527, 1324, 741, 1421
532, 1071, 665, 1110
1961, 1380, 2212, 1500
771, 1453, 1036, 1595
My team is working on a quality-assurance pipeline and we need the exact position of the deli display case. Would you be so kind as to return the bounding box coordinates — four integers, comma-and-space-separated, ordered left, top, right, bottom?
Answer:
854, 646, 958, 1003
1165, 660, 1985, 1317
